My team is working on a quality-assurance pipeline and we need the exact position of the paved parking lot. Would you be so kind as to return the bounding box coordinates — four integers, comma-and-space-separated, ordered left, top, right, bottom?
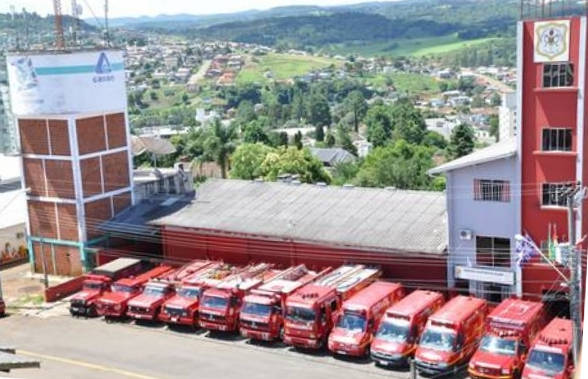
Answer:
2, 310, 430, 379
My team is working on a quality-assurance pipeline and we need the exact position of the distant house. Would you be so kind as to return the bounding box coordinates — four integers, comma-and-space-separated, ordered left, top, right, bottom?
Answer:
310, 148, 356, 168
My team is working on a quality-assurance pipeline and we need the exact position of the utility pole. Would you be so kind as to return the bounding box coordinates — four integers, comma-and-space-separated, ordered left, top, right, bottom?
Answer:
565, 185, 584, 367
104, 0, 110, 47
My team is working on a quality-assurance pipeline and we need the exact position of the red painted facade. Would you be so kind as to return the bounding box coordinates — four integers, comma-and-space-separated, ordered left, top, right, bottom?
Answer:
520, 17, 587, 301
160, 226, 448, 293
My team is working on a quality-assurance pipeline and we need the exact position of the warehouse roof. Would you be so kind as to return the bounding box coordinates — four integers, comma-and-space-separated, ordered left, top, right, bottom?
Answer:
151, 179, 447, 255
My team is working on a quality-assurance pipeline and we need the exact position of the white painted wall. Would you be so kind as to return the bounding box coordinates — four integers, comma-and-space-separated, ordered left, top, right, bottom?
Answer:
445, 156, 519, 294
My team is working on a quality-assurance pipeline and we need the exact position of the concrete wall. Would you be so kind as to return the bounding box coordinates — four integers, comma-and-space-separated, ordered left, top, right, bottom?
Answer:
446, 156, 518, 292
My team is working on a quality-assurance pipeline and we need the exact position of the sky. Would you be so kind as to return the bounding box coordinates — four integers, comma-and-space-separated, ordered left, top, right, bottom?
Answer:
1, 0, 401, 18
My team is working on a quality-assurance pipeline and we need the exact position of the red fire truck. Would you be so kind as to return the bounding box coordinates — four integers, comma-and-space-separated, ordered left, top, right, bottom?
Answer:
469, 298, 546, 379
159, 263, 238, 326
371, 290, 445, 367
239, 265, 331, 342
199, 263, 277, 332
95, 265, 173, 318
283, 264, 381, 349
522, 318, 574, 379
69, 258, 144, 317
126, 260, 214, 321
328, 281, 404, 357
415, 295, 488, 376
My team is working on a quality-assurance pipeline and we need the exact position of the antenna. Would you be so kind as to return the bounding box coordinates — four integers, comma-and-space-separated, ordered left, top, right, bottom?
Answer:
53, 0, 65, 49
23, 7, 29, 49
104, 0, 110, 47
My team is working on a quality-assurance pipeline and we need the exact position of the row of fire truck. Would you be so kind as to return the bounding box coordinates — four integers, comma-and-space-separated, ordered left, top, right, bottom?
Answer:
69, 258, 575, 378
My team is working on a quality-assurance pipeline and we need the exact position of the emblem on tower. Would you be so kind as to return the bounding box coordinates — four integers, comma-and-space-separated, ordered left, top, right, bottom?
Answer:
534, 20, 570, 63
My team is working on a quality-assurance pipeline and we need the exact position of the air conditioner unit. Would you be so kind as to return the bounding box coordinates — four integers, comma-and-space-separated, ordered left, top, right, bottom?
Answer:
459, 229, 473, 240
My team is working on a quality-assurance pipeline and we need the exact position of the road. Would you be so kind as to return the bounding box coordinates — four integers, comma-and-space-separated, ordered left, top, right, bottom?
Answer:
188, 60, 211, 86
1, 312, 442, 379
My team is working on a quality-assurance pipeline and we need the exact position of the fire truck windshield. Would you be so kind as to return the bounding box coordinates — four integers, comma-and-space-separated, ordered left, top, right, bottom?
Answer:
242, 302, 272, 316
144, 285, 167, 296
419, 328, 457, 352
336, 312, 366, 332
479, 336, 517, 356
526, 349, 565, 374
376, 319, 410, 342
286, 306, 315, 323
178, 287, 201, 298
83, 282, 104, 290
112, 284, 134, 293
202, 295, 228, 309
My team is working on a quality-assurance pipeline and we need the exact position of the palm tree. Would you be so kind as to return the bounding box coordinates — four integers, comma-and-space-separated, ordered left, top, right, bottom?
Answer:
202, 119, 238, 178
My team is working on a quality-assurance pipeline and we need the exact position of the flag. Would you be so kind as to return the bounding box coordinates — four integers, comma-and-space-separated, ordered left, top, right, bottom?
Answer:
548, 224, 558, 261
515, 233, 539, 266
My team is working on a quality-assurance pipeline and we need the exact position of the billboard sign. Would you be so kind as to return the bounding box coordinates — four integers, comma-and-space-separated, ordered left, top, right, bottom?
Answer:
6, 50, 126, 115
454, 265, 515, 286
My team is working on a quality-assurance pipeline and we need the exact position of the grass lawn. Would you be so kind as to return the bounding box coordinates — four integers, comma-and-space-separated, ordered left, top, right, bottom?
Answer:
321, 34, 503, 57
237, 53, 339, 84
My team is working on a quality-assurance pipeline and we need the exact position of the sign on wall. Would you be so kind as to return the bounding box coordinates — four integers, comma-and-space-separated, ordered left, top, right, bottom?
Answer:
6, 50, 127, 116
534, 20, 570, 63
455, 266, 515, 286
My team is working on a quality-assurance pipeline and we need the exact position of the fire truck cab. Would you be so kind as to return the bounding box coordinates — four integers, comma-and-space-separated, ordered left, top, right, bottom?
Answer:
159, 263, 238, 326
283, 264, 380, 350
328, 281, 405, 357
199, 263, 276, 332
469, 298, 546, 379
415, 295, 488, 376
95, 265, 173, 318
69, 258, 143, 317
522, 318, 574, 379
239, 265, 330, 342
126, 260, 213, 321
371, 290, 445, 367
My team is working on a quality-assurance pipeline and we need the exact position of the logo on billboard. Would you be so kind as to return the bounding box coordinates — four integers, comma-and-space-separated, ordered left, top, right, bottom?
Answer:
10, 57, 38, 91
93, 52, 115, 83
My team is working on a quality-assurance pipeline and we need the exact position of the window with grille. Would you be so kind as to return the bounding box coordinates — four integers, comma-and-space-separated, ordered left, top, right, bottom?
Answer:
542, 182, 573, 207
543, 63, 574, 88
474, 179, 510, 202
542, 128, 572, 151
476, 236, 511, 268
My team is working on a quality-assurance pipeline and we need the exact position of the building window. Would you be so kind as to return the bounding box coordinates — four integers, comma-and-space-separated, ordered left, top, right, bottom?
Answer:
476, 236, 511, 267
542, 182, 573, 207
543, 63, 574, 88
542, 128, 572, 151
474, 179, 510, 202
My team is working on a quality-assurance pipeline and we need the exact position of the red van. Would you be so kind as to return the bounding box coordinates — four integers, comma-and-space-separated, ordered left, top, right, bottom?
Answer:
415, 295, 488, 376
522, 318, 574, 379
327, 281, 405, 357
371, 290, 444, 367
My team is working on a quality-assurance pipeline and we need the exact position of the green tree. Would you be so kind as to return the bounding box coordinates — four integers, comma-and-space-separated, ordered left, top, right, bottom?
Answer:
354, 139, 435, 190
326, 133, 336, 147
337, 125, 358, 156
423, 130, 448, 150
230, 143, 274, 180
307, 93, 331, 127
344, 90, 368, 133
489, 114, 499, 141
260, 147, 331, 184
331, 161, 360, 186
315, 125, 325, 142
365, 105, 393, 147
294, 131, 303, 150
491, 92, 502, 106
237, 100, 257, 123
149, 91, 158, 101
447, 123, 475, 159
390, 101, 427, 145
201, 120, 238, 178
242, 121, 270, 144
471, 95, 485, 108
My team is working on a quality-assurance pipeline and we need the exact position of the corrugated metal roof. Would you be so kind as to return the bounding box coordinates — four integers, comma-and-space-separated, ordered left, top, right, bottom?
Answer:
428, 139, 517, 175
151, 179, 447, 255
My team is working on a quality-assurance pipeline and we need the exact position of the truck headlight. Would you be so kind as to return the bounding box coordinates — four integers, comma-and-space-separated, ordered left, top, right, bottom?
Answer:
501, 368, 511, 375
436, 362, 448, 369
114, 304, 121, 311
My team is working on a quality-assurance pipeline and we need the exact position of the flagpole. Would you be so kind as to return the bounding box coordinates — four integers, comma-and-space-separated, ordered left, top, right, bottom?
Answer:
527, 237, 569, 283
